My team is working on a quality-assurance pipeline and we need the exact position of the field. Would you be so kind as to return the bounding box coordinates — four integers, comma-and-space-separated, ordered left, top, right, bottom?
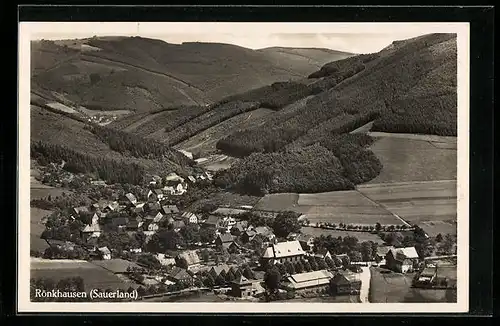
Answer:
357, 180, 457, 235
254, 190, 404, 226
176, 108, 275, 155
188, 191, 261, 212
369, 267, 456, 303
367, 135, 457, 184
301, 227, 385, 243
30, 258, 138, 291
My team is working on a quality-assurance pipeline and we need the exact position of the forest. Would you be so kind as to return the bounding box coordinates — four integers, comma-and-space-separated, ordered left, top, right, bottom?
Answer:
31, 141, 147, 185
85, 125, 193, 166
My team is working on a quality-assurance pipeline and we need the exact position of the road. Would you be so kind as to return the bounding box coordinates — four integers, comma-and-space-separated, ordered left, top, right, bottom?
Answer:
358, 266, 372, 303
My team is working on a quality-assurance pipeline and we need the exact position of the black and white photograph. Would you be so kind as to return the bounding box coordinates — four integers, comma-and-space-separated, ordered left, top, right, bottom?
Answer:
17, 22, 469, 313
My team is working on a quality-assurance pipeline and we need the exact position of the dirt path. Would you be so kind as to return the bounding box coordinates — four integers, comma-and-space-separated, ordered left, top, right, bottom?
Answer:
359, 266, 372, 303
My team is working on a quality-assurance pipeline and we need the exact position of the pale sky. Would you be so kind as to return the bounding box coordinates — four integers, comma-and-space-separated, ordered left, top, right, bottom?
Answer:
26, 22, 463, 54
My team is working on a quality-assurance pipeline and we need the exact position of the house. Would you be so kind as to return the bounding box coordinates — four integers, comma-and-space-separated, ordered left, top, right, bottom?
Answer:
261, 240, 305, 265
179, 150, 194, 160
212, 207, 248, 216
90, 180, 107, 186
215, 233, 235, 248
155, 253, 176, 267
232, 221, 248, 233
375, 246, 395, 264
204, 215, 222, 228
147, 188, 164, 202
145, 221, 159, 232
131, 205, 144, 214
167, 266, 194, 285
283, 270, 334, 293
187, 175, 196, 183
175, 183, 188, 195
145, 202, 161, 213
209, 264, 235, 278
296, 234, 315, 251
176, 250, 201, 270
314, 248, 332, 260
162, 205, 179, 215
130, 248, 142, 254
123, 193, 137, 205
254, 226, 276, 243
182, 212, 198, 224
102, 201, 119, 213
163, 186, 176, 195
241, 229, 257, 243
98, 247, 111, 260
149, 175, 163, 186
230, 276, 265, 298
330, 271, 362, 295
219, 216, 237, 230
81, 224, 101, 239
73, 206, 90, 216
165, 173, 185, 185
153, 212, 164, 223
172, 220, 186, 231
385, 247, 420, 273
91, 213, 100, 226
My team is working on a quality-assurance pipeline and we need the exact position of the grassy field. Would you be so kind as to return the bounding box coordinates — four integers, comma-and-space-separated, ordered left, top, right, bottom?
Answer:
31, 258, 138, 292
176, 108, 275, 155
357, 180, 457, 234
254, 191, 403, 226
367, 136, 457, 184
301, 227, 385, 243
369, 267, 456, 303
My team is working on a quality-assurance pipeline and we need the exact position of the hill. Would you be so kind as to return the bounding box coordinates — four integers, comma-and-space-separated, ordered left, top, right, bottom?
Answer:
30, 105, 197, 185
31, 37, 354, 113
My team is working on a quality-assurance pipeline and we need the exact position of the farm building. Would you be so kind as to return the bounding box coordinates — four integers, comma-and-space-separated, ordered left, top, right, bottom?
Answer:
261, 240, 305, 265
330, 271, 362, 295
386, 247, 420, 273
208, 264, 235, 278
375, 245, 395, 264
283, 270, 334, 293
73, 206, 90, 215
147, 189, 164, 201
230, 276, 265, 298
80, 224, 101, 239
314, 248, 332, 260
254, 226, 276, 243
122, 193, 137, 206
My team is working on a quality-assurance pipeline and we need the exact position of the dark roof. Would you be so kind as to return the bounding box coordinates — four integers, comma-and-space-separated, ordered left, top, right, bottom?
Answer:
127, 220, 140, 228
218, 233, 235, 243
172, 220, 185, 229
162, 205, 179, 214
112, 217, 129, 226
205, 215, 220, 225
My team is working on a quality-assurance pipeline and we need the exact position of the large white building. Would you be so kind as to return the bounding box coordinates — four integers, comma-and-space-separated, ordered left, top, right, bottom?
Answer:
261, 240, 305, 264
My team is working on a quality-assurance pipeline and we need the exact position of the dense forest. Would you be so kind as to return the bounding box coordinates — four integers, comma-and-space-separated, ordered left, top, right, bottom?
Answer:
31, 141, 147, 185
215, 134, 382, 195
85, 124, 193, 165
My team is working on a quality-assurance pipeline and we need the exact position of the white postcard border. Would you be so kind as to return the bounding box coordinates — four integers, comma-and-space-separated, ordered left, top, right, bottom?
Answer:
18, 22, 470, 313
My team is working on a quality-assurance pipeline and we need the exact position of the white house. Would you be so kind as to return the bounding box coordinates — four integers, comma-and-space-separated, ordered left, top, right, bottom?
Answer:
155, 253, 176, 266
98, 247, 111, 260
182, 212, 199, 224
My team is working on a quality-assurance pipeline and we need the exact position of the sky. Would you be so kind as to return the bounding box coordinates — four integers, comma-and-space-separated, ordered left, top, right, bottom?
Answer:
26, 22, 462, 54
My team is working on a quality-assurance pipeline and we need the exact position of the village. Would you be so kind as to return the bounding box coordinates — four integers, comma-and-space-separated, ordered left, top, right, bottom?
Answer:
30, 161, 458, 303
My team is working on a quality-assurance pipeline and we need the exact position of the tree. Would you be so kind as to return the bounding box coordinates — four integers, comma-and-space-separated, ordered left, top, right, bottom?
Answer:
180, 224, 200, 244
243, 266, 255, 279
276, 263, 287, 276
199, 227, 216, 244
137, 286, 146, 297
308, 258, 318, 271
440, 234, 455, 255
375, 222, 382, 232
341, 255, 351, 268
215, 274, 225, 286
360, 241, 374, 261
264, 266, 281, 292
349, 250, 363, 262
303, 260, 312, 272
284, 260, 296, 274
325, 256, 335, 269
436, 233, 443, 242
272, 211, 301, 238
200, 249, 210, 263
177, 257, 189, 269
294, 260, 304, 273
317, 258, 328, 270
